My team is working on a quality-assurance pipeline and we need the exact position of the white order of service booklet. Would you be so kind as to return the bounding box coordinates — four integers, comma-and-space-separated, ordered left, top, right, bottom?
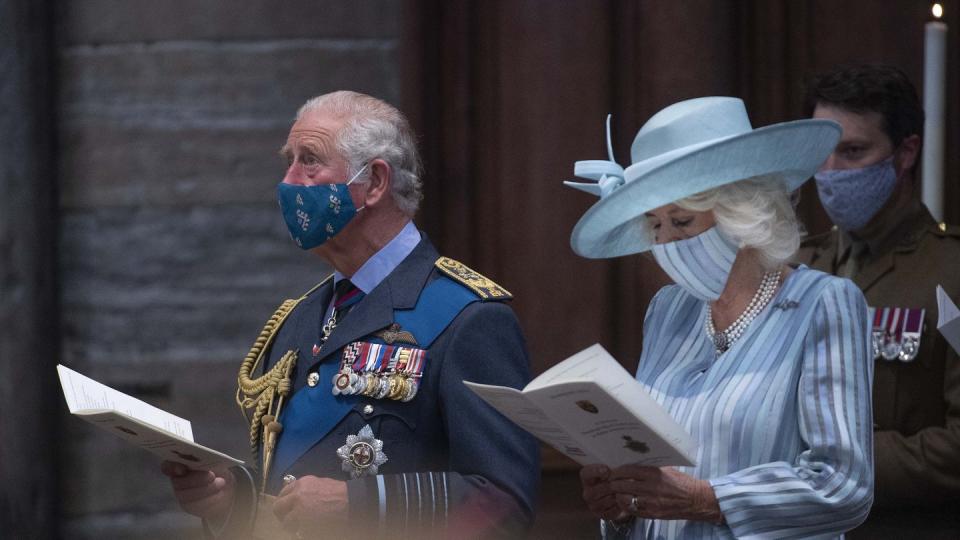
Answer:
57, 364, 243, 469
463, 343, 698, 468
937, 285, 960, 355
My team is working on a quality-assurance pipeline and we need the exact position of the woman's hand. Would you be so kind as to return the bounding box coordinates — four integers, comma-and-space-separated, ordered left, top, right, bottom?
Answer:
580, 464, 630, 521
609, 465, 722, 524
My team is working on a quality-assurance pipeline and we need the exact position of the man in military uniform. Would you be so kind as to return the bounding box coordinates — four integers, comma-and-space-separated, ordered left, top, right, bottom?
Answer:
162, 91, 539, 538
798, 64, 960, 538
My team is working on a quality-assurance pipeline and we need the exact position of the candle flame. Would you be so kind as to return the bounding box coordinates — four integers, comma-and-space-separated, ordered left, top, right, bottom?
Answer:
932, 3, 944, 18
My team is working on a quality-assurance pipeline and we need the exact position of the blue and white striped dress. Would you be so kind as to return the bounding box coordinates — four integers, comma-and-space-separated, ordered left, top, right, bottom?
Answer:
630, 266, 873, 539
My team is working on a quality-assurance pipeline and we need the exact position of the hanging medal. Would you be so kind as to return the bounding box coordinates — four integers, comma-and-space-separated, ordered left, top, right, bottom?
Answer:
332, 342, 364, 396
898, 308, 925, 362
881, 308, 903, 361
869, 307, 884, 361
330, 339, 428, 401
401, 348, 426, 402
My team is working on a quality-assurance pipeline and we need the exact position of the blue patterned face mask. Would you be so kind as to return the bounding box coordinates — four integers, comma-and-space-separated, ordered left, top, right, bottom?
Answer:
277, 164, 368, 250
651, 227, 739, 301
814, 156, 897, 232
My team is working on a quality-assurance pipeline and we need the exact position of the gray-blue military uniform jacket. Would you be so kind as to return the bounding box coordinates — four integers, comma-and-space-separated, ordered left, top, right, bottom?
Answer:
232, 236, 540, 538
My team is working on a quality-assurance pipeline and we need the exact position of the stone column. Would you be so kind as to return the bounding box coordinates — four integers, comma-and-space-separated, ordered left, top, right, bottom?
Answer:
0, 0, 59, 536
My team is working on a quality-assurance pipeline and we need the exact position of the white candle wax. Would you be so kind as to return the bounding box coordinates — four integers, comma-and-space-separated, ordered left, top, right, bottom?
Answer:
922, 19, 947, 222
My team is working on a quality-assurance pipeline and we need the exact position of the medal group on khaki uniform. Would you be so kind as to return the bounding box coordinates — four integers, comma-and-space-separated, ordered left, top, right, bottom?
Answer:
800, 211, 960, 537
870, 306, 924, 362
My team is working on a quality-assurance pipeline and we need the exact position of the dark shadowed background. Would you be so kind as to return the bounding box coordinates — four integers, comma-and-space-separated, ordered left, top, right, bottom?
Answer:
2, 1, 957, 538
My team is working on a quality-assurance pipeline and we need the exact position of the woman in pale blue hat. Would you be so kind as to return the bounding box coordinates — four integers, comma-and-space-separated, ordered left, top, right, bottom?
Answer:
571, 97, 874, 539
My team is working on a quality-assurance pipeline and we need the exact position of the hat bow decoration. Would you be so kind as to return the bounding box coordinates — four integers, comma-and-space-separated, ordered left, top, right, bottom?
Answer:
565, 115, 625, 199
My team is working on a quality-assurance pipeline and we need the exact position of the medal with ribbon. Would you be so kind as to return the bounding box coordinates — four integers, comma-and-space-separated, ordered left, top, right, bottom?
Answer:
871, 306, 925, 363
331, 340, 427, 401
881, 308, 903, 361
869, 307, 884, 360
898, 308, 924, 362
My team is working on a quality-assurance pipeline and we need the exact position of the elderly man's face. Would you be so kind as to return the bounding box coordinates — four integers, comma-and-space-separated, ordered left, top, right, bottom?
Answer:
644, 204, 716, 244
813, 104, 894, 171
279, 109, 351, 186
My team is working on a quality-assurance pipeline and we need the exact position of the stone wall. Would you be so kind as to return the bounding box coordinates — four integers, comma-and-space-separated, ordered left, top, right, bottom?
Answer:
56, 2, 401, 537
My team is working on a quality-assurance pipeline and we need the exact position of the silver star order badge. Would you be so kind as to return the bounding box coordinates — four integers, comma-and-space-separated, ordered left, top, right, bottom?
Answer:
337, 424, 387, 479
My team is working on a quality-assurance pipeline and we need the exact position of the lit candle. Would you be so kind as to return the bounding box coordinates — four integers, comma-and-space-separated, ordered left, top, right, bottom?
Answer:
922, 3, 947, 221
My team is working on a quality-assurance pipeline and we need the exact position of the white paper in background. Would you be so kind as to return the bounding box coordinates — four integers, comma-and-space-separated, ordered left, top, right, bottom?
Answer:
936, 285, 960, 355
57, 364, 195, 441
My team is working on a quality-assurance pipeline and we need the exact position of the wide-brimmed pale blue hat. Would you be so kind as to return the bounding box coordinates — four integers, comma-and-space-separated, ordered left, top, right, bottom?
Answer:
566, 97, 841, 259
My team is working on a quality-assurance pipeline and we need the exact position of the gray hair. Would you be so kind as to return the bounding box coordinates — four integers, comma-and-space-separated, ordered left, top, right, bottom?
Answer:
297, 91, 423, 216
676, 176, 801, 269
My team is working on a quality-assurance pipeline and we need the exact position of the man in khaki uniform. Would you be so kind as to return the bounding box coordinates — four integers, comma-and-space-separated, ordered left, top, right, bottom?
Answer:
799, 64, 960, 538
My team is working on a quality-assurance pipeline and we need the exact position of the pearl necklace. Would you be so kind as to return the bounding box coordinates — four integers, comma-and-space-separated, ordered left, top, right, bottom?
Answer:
705, 269, 781, 354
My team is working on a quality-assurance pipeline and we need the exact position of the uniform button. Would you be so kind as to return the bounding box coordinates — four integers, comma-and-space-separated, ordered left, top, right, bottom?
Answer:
363, 404, 374, 415
307, 372, 320, 387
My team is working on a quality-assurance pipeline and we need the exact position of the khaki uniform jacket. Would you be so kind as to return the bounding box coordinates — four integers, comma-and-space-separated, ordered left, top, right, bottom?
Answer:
798, 199, 960, 538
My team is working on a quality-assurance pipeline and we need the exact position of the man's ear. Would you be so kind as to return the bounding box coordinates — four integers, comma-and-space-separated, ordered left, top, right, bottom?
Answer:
894, 133, 921, 178
361, 158, 392, 207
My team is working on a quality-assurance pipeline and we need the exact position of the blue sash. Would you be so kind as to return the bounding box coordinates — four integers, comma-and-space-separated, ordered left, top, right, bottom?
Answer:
395, 276, 479, 348
268, 276, 480, 490
269, 358, 348, 491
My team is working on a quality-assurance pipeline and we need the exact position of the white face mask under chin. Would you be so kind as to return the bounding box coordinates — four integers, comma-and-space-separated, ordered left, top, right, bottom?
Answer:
651, 227, 739, 301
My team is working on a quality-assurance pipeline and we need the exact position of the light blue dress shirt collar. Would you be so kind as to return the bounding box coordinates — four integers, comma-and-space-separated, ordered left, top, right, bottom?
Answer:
333, 220, 421, 294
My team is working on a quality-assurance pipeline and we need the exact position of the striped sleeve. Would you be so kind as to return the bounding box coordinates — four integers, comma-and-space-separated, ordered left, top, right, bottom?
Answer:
348, 470, 526, 536
709, 278, 874, 538
600, 518, 633, 539
348, 471, 450, 536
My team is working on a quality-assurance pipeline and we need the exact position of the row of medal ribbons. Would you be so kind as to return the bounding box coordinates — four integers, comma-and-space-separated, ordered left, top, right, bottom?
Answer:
870, 307, 924, 362
331, 341, 426, 401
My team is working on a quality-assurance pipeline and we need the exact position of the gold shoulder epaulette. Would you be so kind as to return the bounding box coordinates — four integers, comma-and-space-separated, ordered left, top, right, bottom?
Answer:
435, 256, 512, 301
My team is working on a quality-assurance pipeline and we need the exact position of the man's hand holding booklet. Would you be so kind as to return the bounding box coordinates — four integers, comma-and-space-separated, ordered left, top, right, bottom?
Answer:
463, 343, 697, 467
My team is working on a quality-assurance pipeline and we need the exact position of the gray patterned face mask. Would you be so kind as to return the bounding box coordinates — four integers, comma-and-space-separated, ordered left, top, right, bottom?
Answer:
651, 227, 740, 301
814, 156, 897, 232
